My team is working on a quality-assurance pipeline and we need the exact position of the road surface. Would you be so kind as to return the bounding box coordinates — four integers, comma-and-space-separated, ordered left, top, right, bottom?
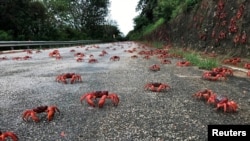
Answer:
1, 41, 250, 141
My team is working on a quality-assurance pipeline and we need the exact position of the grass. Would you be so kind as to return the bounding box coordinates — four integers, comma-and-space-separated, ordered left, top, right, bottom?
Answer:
184, 53, 219, 70
140, 42, 222, 70
143, 18, 165, 36
140, 41, 165, 49
169, 48, 219, 70
152, 42, 164, 49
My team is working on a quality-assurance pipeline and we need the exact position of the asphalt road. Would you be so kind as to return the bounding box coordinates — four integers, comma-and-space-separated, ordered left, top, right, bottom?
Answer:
1, 41, 250, 141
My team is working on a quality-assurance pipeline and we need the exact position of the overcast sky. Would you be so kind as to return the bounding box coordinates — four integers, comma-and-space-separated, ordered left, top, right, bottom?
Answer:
109, 0, 140, 36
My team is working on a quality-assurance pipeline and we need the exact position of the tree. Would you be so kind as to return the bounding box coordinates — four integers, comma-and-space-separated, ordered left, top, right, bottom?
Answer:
0, 0, 116, 40
26, 1, 48, 40
102, 19, 122, 41
77, 0, 110, 38
43, 0, 110, 39
0, 0, 31, 39
133, 15, 150, 31
0, 0, 51, 40
136, 0, 158, 22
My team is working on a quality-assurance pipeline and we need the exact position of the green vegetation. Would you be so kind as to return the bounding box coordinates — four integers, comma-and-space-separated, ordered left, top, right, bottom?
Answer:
169, 48, 219, 70
127, 0, 201, 40
0, 0, 202, 41
0, 0, 123, 41
171, 0, 199, 19
184, 53, 219, 70
143, 18, 165, 36
146, 41, 219, 70
0, 30, 12, 40
141, 41, 165, 49
151, 41, 164, 49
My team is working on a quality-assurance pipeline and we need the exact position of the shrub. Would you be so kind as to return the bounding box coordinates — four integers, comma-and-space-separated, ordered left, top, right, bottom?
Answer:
0, 30, 13, 41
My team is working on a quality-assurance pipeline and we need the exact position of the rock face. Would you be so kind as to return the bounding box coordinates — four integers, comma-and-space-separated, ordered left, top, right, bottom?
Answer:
143, 0, 250, 57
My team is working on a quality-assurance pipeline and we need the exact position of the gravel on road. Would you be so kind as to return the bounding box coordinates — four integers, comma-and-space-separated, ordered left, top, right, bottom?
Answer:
1, 41, 250, 141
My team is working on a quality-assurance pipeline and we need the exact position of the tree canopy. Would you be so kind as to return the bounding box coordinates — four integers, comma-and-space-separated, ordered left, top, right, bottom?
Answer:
0, 0, 122, 41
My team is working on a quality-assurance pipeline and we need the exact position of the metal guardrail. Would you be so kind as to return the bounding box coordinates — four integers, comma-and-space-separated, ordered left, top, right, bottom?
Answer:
0, 40, 102, 51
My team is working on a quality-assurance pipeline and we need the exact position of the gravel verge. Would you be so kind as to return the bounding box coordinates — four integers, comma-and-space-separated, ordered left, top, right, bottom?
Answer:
1, 41, 250, 141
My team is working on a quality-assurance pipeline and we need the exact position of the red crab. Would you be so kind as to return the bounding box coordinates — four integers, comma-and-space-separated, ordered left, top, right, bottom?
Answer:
55, 54, 62, 60
23, 55, 32, 60
157, 54, 169, 59
0, 131, 18, 141
192, 89, 215, 101
22, 105, 60, 122
161, 59, 171, 64
0, 56, 8, 60
80, 91, 119, 108
206, 93, 218, 105
49, 50, 60, 57
176, 61, 191, 67
99, 53, 104, 56
110, 56, 120, 61
12, 57, 23, 61
144, 82, 170, 92
74, 52, 84, 57
149, 64, 160, 71
36, 50, 42, 53
202, 71, 226, 81
208, 95, 238, 112
76, 57, 83, 62
25, 49, 33, 54
247, 71, 250, 77
244, 63, 250, 69
233, 34, 240, 45
101, 50, 108, 55
46, 106, 61, 121
143, 55, 150, 59
223, 57, 241, 66
88, 58, 98, 63
70, 49, 76, 52
240, 31, 247, 44
56, 73, 82, 84
131, 55, 138, 58
212, 67, 233, 76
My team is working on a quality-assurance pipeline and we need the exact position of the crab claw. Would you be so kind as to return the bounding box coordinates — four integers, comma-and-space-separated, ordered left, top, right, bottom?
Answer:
227, 101, 238, 112
22, 110, 40, 122
70, 74, 82, 84
80, 93, 96, 107
98, 94, 119, 108
0, 131, 18, 141
46, 106, 60, 121
157, 84, 170, 92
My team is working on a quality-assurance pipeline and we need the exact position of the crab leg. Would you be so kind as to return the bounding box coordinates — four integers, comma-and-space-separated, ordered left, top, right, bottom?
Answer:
0, 131, 18, 141
98, 95, 107, 108
46, 106, 60, 121
107, 94, 120, 106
